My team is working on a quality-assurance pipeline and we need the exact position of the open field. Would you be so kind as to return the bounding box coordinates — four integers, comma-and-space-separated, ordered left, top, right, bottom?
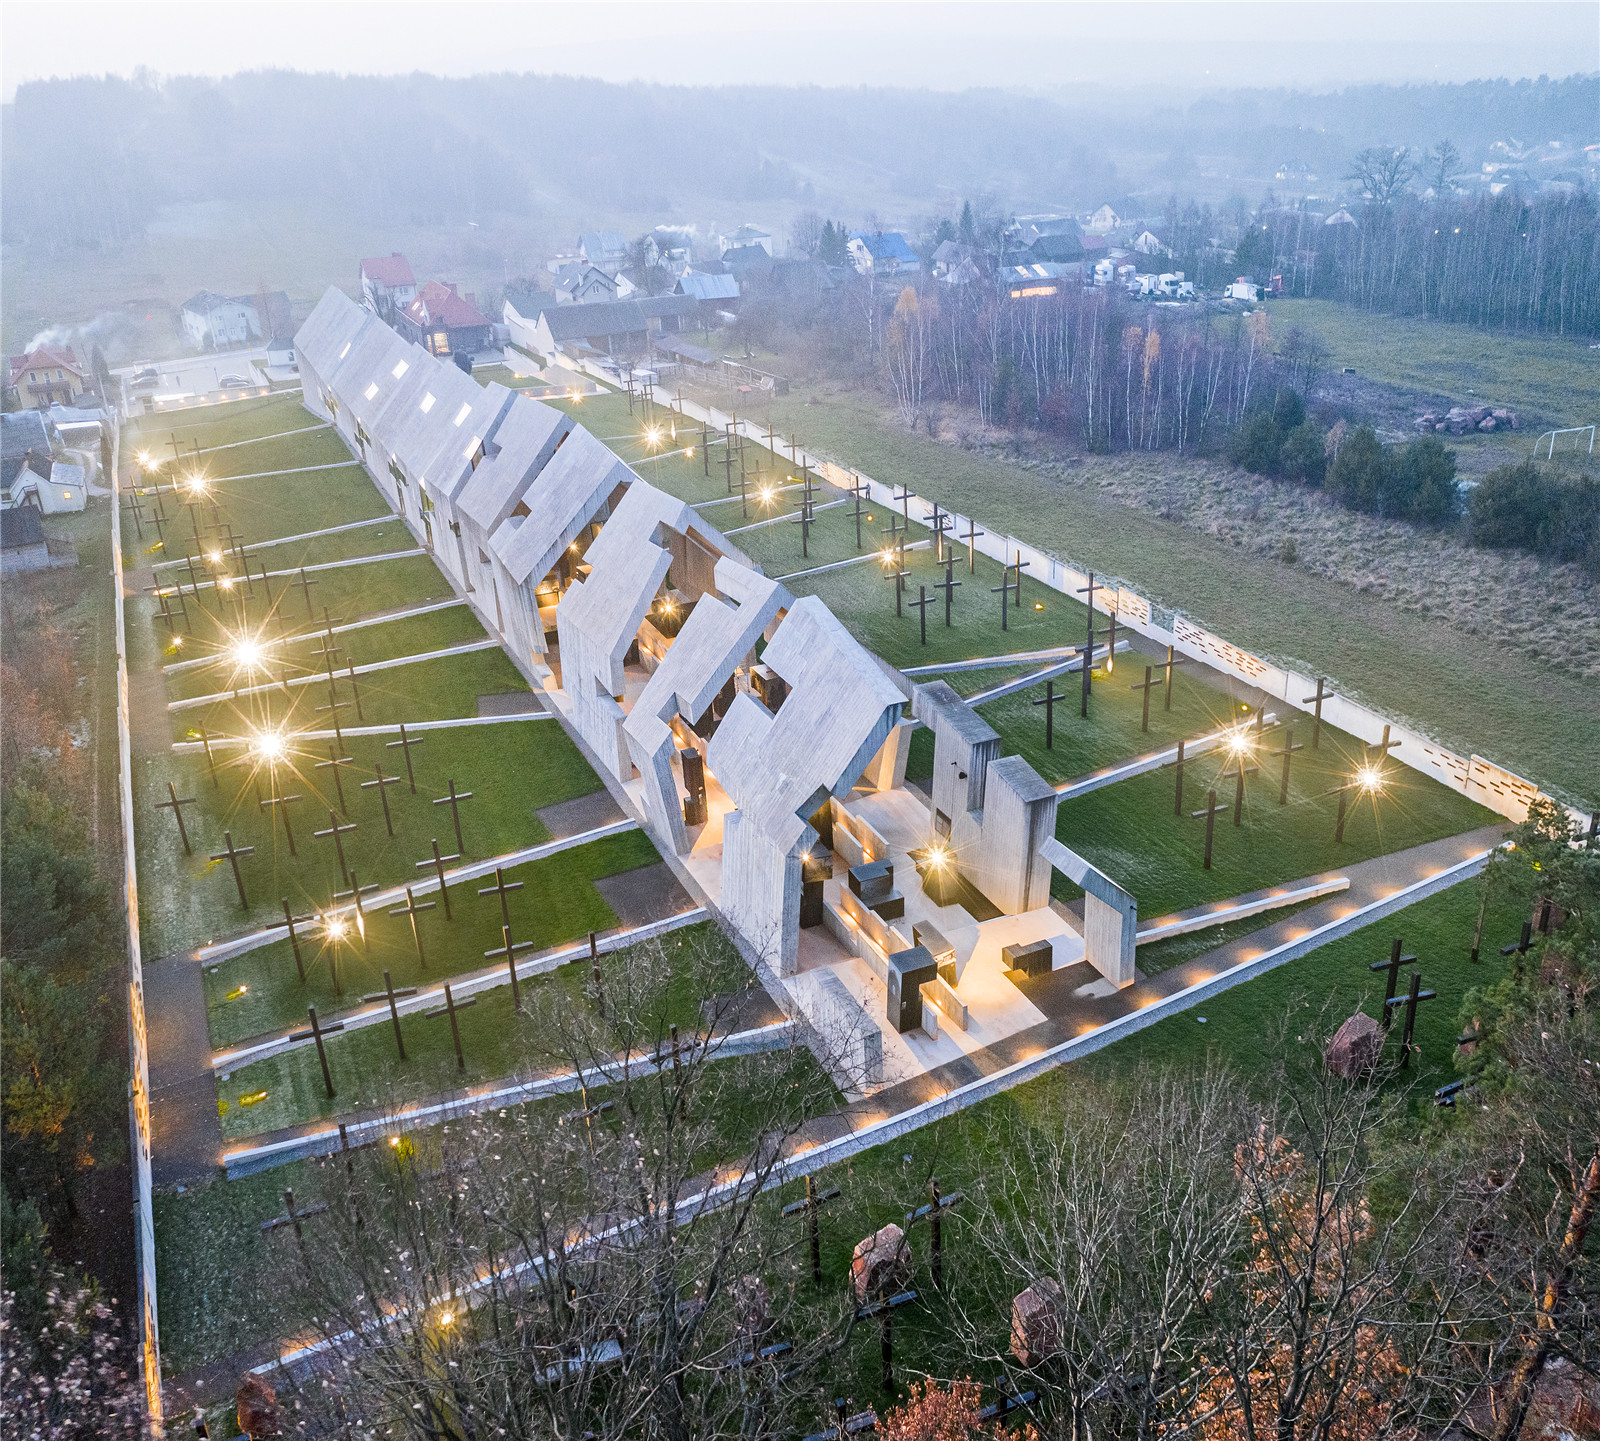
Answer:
680, 373, 1599, 803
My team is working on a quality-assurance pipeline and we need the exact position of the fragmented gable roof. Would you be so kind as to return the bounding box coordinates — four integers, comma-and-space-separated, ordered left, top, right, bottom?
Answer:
360, 253, 416, 288
9, 346, 84, 382
404, 281, 491, 331
181, 290, 244, 316
850, 231, 919, 263
491, 427, 633, 587
676, 273, 740, 302
535, 296, 697, 343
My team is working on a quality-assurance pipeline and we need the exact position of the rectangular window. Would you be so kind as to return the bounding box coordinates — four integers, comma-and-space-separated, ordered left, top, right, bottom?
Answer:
339, 341, 351, 359
388, 457, 407, 486
391, 360, 409, 379
420, 392, 435, 413
452, 402, 472, 427
364, 382, 379, 400
463, 436, 482, 463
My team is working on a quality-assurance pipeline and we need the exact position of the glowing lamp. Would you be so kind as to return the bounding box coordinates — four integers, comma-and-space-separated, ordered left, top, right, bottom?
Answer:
253, 730, 288, 763
1355, 765, 1384, 793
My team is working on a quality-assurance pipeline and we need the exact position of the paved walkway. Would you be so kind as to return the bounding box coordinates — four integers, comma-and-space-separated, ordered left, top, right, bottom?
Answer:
150, 515, 389, 569
161, 599, 466, 674
966, 641, 1124, 704
171, 709, 554, 751
158, 546, 423, 595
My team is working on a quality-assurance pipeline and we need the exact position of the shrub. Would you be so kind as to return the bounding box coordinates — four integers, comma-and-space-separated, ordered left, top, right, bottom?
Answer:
1325, 424, 1387, 512
1470, 461, 1600, 572
1279, 421, 1327, 486
1231, 410, 1284, 475
1390, 435, 1459, 525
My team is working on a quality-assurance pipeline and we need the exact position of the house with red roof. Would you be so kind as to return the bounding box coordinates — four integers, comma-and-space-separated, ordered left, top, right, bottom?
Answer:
7, 347, 85, 410
395, 281, 493, 358
359, 253, 418, 320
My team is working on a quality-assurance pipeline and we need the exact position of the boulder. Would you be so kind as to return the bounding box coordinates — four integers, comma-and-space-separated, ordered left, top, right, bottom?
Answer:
1011, 1278, 1065, 1366
1521, 1355, 1600, 1439
1479, 416, 1498, 431
1324, 1013, 1384, 1080
236, 1377, 281, 1440
850, 1222, 912, 1303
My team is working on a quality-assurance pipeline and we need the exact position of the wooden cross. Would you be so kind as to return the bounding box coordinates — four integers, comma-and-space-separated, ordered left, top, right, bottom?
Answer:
259, 1187, 329, 1254
781, 1174, 841, 1285
296, 566, 319, 620
155, 781, 198, 855
904, 1178, 964, 1292
1131, 665, 1161, 732
1369, 937, 1418, 1027
386, 722, 424, 792
477, 865, 525, 930
1032, 678, 1062, 749
344, 661, 365, 722
848, 476, 870, 552
334, 873, 381, 955
310, 625, 343, 666
933, 558, 961, 626
315, 744, 354, 814
125, 491, 146, 541
416, 838, 461, 918
990, 564, 1014, 632
291, 1005, 342, 1097
1228, 749, 1258, 827
1190, 789, 1223, 869
281, 898, 315, 982
962, 516, 985, 574
1300, 677, 1329, 749
258, 780, 303, 855
1096, 607, 1118, 674
907, 584, 936, 646
197, 724, 220, 786
1161, 645, 1187, 712
388, 886, 435, 971
1075, 573, 1102, 718
790, 487, 816, 558
489, 925, 522, 1011
149, 507, 169, 546
426, 983, 477, 1072
1172, 737, 1186, 815
314, 809, 357, 886
891, 484, 913, 528
149, 585, 175, 632
209, 830, 255, 910
1384, 971, 1436, 1068
1469, 888, 1489, 964
361, 763, 401, 836
926, 502, 953, 563
1500, 919, 1534, 961
1012, 555, 1030, 607
433, 780, 473, 854
1371, 724, 1402, 764
857, 1286, 918, 1392
254, 559, 274, 611
314, 676, 350, 751
884, 547, 909, 618
165, 432, 183, 466
1275, 726, 1304, 805
380, 969, 410, 1059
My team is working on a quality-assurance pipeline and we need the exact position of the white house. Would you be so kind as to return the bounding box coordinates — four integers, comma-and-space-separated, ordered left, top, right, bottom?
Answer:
1131, 230, 1167, 255
2, 451, 86, 513
1086, 204, 1121, 233
180, 291, 260, 350
728, 224, 772, 257
846, 231, 921, 276
1324, 208, 1358, 227
359, 253, 418, 318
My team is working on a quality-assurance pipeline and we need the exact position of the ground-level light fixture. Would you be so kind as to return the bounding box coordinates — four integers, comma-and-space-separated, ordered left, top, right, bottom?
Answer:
1355, 764, 1384, 793
252, 729, 289, 763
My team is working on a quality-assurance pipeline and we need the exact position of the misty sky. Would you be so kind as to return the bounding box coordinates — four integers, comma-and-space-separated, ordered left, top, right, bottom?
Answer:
3, 1, 1596, 100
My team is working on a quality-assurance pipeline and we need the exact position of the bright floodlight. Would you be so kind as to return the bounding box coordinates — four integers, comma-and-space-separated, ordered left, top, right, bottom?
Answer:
253, 729, 288, 762
207, 550, 223, 564
233, 637, 266, 668
1228, 731, 1253, 757
1356, 764, 1384, 793
324, 914, 349, 941
926, 844, 950, 869
644, 425, 662, 448
185, 474, 209, 496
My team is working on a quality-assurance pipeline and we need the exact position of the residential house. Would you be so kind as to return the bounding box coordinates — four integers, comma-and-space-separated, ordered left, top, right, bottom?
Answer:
553, 263, 624, 306
1027, 233, 1086, 265
579, 232, 628, 271
720, 245, 775, 285
7, 347, 85, 409
931, 240, 978, 279
651, 228, 695, 266
675, 272, 741, 304
846, 231, 922, 277
1275, 158, 1315, 183
728, 224, 772, 257
359, 253, 418, 319
2, 450, 86, 513
504, 295, 699, 361
1, 507, 68, 573
266, 335, 297, 370
2, 410, 53, 462
942, 257, 983, 287
1003, 262, 1080, 299
1086, 204, 1121, 233
396, 281, 494, 357
1079, 232, 1110, 260
1131, 230, 1168, 256
180, 292, 261, 350
1014, 215, 1082, 248
1324, 208, 1358, 227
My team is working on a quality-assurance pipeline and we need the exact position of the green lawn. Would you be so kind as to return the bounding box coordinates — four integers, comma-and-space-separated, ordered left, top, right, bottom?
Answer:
161, 602, 485, 703
1268, 297, 1599, 430
213, 909, 718, 1139
205, 827, 662, 1050
128, 511, 401, 576
128, 392, 324, 450
134, 716, 601, 957
643, 376, 1599, 804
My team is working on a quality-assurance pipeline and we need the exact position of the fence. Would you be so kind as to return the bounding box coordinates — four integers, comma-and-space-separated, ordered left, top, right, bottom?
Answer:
110, 416, 164, 1431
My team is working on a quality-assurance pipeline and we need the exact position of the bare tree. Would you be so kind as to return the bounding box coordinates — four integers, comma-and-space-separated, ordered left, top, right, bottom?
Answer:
1345, 147, 1415, 207
790, 210, 824, 261
1427, 140, 1461, 194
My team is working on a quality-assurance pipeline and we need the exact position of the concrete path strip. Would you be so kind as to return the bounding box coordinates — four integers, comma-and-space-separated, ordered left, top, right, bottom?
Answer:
1135, 876, 1350, 944
220, 1018, 794, 1178
196, 817, 644, 965
167, 638, 501, 710
150, 515, 390, 569
140, 461, 357, 493
157, 546, 423, 595
965, 640, 1129, 705
209, 905, 708, 1069
722, 497, 847, 535
171, 709, 552, 751
901, 644, 1081, 677
775, 538, 932, 582
161, 599, 467, 674
1053, 714, 1278, 798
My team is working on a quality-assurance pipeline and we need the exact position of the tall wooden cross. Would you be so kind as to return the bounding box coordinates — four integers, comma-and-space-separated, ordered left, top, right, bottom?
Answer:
927, 502, 953, 563
281, 898, 315, 982
1190, 789, 1223, 870
908, 585, 936, 646
962, 516, 984, 574
1371, 724, 1402, 764
297, 1006, 340, 1098
933, 558, 961, 626
426, 983, 477, 1072
361, 763, 401, 836
884, 545, 909, 618
296, 567, 320, 620
258, 780, 303, 856
155, 781, 198, 855
1275, 726, 1304, 805
126, 490, 146, 541
433, 780, 473, 854
781, 1174, 841, 1285
1369, 937, 1418, 1027
849, 476, 870, 552
316, 744, 354, 814
416, 838, 461, 918
1032, 678, 1062, 750
1300, 677, 1329, 749
260, 1186, 329, 1256
891, 484, 913, 526
1172, 737, 1187, 815
1012, 555, 1030, 607
1074, 573, 1102, 718
478, 866, 525, 930
1384, 972, 1436, 1068
1228, 748, 1259, 827
388, 887, 435, 971
344, 661, 365, 723
1131, 665, 1160, 732
904, 1179, 964, 1293
197, 724, 220, 787
209, 830, 255, 910
378, 970, 413, 1059
315, 678, 349, 750
1161, 645, 1187, 712
990, 564, 1014, 632
314, 809, 357, 886
489, 925, 523, 1012
386, 722, 424, 792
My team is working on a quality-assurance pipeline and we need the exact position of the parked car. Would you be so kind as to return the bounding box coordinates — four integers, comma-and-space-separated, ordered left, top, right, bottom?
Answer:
132, 367, 159, 385
217, 373, 252, 387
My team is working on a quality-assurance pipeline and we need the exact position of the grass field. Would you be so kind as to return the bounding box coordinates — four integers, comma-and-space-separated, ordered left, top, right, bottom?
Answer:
675, 377, 1599, 804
